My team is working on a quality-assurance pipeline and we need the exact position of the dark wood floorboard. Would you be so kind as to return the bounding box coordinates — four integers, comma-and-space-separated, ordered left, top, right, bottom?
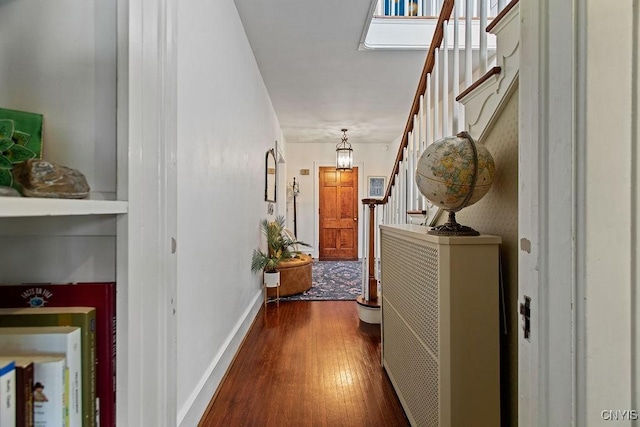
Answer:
199, 301, 409, 427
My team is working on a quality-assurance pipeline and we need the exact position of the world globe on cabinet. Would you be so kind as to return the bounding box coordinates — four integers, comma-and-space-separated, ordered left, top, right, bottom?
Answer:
415, 131, 495, 235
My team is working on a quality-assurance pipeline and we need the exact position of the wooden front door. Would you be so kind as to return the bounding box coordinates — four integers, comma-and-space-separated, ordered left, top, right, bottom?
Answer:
319, 167, 358, 260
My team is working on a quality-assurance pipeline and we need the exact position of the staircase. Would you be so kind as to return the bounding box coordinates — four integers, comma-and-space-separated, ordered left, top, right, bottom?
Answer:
359, 0, 519, 285
358, 0, 520, 425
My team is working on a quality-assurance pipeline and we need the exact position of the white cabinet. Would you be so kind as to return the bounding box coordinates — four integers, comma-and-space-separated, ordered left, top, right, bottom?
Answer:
380, 224, 501, 427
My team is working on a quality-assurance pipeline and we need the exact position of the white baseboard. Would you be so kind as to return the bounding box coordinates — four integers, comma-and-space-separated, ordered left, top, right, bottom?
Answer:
177, 290, 263, 426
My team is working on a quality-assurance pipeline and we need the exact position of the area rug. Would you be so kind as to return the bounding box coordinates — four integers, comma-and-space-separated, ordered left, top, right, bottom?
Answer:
281, 260, 362, 301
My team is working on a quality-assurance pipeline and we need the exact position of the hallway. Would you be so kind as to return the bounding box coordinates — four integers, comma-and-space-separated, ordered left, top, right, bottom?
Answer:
199, 301, 409, 426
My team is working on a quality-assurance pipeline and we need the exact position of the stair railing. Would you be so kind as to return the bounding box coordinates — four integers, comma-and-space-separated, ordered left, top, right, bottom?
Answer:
362, 0, 512, 303
374, 0, 498, 19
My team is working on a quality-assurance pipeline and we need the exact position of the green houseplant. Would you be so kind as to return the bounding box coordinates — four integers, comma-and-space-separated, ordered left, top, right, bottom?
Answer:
251, 216, 309, 287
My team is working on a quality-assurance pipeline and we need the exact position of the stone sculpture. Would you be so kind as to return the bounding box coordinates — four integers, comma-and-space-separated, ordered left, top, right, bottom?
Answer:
13, 159, 90, 198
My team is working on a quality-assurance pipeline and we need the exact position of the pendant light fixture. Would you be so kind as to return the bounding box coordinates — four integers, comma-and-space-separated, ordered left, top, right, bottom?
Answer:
336, 128, 353, 170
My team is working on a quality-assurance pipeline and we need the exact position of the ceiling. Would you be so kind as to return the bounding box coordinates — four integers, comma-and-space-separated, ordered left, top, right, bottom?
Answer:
233, 0, 428, 146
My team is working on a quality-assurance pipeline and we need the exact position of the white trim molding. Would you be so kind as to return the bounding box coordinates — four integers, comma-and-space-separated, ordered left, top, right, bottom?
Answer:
118, 0, 178, 425
177, 292, 263, 426
518, 0, 577, 425
520, 0, 640, 425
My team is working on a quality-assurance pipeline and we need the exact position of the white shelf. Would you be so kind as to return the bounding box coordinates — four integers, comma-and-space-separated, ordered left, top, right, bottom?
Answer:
0, 197, 128, 217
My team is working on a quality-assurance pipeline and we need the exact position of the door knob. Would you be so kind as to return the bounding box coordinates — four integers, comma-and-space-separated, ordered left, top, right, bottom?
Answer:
353, 217, 357, 221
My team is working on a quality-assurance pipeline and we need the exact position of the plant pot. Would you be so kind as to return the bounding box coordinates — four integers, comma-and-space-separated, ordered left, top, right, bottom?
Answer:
263, 270, 280, 288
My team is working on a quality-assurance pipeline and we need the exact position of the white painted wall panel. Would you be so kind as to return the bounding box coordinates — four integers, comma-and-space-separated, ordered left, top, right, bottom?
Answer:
583, 0, 635, 422
176, 0, 285, 423
0, 235, 115, 283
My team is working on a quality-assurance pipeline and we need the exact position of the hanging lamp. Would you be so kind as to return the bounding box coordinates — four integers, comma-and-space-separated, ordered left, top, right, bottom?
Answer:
336, 128, 353, 170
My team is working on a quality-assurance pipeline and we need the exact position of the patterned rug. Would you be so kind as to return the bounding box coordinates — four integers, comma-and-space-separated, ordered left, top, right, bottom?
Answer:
280, 260, 362, 301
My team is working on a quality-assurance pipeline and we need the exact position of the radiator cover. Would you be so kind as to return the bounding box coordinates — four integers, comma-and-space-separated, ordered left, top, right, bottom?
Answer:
380, 224, 501, 427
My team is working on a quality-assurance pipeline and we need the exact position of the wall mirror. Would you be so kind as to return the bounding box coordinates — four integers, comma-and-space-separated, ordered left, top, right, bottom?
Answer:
265, 149, 277, 202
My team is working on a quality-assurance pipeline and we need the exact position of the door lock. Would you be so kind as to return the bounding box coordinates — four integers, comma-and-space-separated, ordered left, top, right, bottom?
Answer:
519, 296, 531, 340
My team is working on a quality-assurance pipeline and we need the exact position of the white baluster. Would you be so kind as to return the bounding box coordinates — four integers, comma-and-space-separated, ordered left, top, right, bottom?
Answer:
391, 185, 396, 223
407, 130, 414, 211
414, 120, 420, 209
380, 199, 389, 224
405, 152, 410, 221
407, 128, 418, 211
415, 125, 420, 209
383, 202, 387, 225
376, 0, 384, 16
421, 87, 429, 209
498, 0, 505, 13
479, 0, 487, 73
433, 48, 440, 141
403, 150, 408, 223
442, 21, 449, 137
394, 184, 398, 224
453, 0, 460, 132
385, 200, 389, 225
403, 155, 408, 224
404, 0, 409, 16
396, 160, 404, 224
419, 94, 425, 151
465, 0, 473, 85
425, 77, 431, 148
388, 187, 393, 224
389, 187, 393, 223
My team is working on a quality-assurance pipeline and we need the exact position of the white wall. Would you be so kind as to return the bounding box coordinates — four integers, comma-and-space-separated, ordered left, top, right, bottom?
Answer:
519, 0, 640, 424
176, 0, 285, 424
285, 141, 397, 258
581, 0, 638, 423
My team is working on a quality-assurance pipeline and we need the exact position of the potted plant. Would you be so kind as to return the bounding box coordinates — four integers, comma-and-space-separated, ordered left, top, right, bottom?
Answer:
251, 216, 309, 288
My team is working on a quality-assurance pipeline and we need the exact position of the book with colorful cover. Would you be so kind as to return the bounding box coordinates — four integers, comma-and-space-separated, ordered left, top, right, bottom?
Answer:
30, 354, 68, 427
0, 327, 79, 426
0, 358, 16, 427
11, 356, 34, 427
0, 282, 115, 427
0, 310, 95, 427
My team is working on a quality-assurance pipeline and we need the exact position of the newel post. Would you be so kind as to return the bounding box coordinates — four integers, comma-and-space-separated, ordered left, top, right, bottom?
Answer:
365, 199, 379, 301
356, 198, 383, 324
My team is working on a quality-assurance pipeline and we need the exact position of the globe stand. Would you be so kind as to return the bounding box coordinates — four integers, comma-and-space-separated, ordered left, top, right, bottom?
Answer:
428, 211, 480, 236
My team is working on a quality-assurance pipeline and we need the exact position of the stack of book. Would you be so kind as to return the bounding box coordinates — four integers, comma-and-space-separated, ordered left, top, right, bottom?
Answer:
0, 283, 116, 427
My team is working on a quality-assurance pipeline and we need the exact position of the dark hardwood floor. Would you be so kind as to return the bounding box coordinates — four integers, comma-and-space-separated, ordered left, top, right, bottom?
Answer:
199, 301, 409, 427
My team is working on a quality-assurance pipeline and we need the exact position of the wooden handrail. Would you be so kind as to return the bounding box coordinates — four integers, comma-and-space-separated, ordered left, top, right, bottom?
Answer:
361, 198, 385, 205
486, 0, 519, 33
382, 0, 455, 203
456, 66, 501, 101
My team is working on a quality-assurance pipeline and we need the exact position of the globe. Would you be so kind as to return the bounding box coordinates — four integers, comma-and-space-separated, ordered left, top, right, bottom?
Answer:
415, 132, 495, 235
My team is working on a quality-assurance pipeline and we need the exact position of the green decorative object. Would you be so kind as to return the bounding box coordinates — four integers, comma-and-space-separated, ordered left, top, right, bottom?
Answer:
0, 108, 44, 188
415, 131, 495, 236
251, 216, 310, 273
